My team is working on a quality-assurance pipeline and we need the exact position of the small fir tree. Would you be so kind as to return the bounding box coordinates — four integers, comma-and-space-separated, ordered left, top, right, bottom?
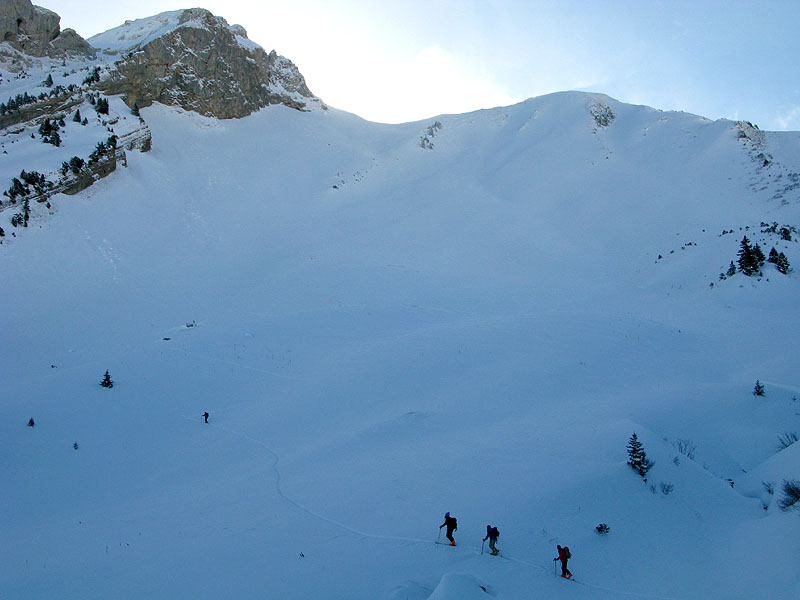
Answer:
726, 261, 736, 277
100, 370, 114, 388
627, 433, 654, 478
43, 73, 53, 87
737, 236, 759, 275
768, 247, 780, 264
775, 252, 790, 274
73, 108, 81, 122
131, 103, 140, 117
753, 380, 765, 396
753, 243, 766, 266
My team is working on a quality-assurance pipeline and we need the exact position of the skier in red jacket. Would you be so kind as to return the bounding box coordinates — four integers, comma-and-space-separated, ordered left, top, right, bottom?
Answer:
554, 544, 572, 578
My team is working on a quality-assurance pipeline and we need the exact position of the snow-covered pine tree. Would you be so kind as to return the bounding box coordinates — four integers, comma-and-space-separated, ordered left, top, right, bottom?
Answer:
768, 247, 780, 264
737, 236, 758, 275
627, 433, 654, 478
753, 243, 766, 266
726, 261, 736, 277
753, 380, 765, 396
776, 252, 790, 274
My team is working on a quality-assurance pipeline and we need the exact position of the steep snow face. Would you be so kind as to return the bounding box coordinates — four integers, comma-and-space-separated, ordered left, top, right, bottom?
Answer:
2, 92, 800, 600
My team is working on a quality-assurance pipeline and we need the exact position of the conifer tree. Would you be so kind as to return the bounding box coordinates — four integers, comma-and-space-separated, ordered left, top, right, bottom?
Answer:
753, 380, 765, 396
726, 261, 736, 277
100, 370, 114, 388
73, 108, 81, 122
775, 252, 790, 274
627, 433, 654, 478
737, 236, 758, 275
768, 247, 779, 264
753, 243, 765, 266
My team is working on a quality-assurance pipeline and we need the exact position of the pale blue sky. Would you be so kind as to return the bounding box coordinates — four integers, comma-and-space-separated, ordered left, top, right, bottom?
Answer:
42, 0, 800, 129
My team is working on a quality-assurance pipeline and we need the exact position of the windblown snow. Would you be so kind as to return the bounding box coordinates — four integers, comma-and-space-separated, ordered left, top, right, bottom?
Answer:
2, 78, 800, 599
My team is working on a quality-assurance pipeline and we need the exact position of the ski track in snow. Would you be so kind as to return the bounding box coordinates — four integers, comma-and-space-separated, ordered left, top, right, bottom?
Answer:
195, 415, 686, 600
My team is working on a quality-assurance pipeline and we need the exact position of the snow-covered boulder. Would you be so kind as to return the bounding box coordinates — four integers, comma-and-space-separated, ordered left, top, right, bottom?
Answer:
427, 573, 493, 600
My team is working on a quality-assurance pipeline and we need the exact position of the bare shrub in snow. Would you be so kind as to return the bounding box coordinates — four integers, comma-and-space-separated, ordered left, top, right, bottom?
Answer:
777, 431, 798, 450
777, 479, 800, 511
674, 438, 696, 460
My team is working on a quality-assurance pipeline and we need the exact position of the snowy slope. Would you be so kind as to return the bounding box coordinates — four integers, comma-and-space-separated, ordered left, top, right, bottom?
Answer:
2, 92, 800, 600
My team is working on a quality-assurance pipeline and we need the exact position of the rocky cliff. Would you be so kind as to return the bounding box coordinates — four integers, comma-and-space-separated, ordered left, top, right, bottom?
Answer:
0, 0, 94, 57
90, 8, 322, 119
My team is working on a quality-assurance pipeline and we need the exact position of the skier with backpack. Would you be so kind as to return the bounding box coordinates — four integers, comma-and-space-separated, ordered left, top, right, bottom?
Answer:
554, 544, 573, 579
483, 525, 500, 555
439, 512, 457, 546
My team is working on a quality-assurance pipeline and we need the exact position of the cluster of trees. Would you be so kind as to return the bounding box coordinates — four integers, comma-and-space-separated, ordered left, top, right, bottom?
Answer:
4, 169, 52, 203
10, 199, 29, 227
72, 108, 87, 126
60, 156, 85, 176
82, 66, 101, 85
38, 117, 65, 146
0, 85, 78, 115
722, 236, 791, 279
85, 92, 110, 116
0, 91, 37, 114
88, 135, 118, 166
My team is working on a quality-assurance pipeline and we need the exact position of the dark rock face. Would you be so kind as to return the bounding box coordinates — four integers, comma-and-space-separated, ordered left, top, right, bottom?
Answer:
97, 9, 320, 119
0, 0, 93, 57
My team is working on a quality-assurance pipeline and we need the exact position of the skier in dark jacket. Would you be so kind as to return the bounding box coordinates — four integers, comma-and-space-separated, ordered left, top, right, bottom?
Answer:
439, 512, 457, 546
554, 544, 572, 578
483, 525, 499, 555
203, 412, 209, 423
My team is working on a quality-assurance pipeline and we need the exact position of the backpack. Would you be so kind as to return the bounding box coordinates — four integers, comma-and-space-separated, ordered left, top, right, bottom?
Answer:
563, 546, 571, 559
451, 517, 457, 529
491, 527, 499, 538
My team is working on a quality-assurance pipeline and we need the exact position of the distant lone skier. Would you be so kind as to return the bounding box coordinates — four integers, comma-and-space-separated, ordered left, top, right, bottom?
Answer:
439, 512, 457, 546
483, 525, 500, 555
203, 412, 209, 424
554, 544, 572, 579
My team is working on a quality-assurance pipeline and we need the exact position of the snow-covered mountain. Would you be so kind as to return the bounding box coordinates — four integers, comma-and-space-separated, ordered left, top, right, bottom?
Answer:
2, 4, 800, 600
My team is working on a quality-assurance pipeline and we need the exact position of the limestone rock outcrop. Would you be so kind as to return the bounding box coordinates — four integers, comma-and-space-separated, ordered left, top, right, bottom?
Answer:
0, 0, 93, 57
93, 8, 321, 119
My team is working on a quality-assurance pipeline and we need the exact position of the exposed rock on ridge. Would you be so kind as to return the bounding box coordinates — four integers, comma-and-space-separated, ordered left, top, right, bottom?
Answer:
92, 8, 321, 119
0, 0, 94, 57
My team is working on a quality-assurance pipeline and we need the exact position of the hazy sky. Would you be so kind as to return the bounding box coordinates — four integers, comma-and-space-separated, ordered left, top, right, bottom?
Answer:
41, 1, 800, 130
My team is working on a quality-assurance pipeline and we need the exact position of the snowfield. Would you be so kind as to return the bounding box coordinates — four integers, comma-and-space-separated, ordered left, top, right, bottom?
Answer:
2, 88, 800, 600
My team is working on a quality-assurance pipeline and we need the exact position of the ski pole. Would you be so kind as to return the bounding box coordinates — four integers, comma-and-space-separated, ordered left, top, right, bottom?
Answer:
481, 540, 485, 554
437, 529, 441, 544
